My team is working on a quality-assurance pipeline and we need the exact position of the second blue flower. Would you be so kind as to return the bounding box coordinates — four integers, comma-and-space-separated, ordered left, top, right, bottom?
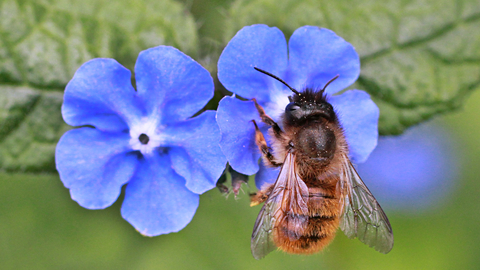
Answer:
216, 25, 379, 188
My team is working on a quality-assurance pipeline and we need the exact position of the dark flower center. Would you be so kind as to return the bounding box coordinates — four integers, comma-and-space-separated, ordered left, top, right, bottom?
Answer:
139, 133, 149, 145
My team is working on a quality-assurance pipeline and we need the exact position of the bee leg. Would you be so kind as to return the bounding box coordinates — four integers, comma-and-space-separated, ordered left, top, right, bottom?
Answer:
252, 98, 284, 139
250, 183, 274, 206
252, 119, 282, 167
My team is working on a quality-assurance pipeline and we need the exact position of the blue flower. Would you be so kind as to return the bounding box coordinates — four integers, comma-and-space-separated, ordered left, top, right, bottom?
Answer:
356, 123, 458, 212
216, 25, 379, 188
55, 46, 227, 236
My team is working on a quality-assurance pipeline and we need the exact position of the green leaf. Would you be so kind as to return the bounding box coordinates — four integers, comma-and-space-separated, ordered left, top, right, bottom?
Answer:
222, 0, 480, 134
0, 0, 198, 172
0, 88, 66, 171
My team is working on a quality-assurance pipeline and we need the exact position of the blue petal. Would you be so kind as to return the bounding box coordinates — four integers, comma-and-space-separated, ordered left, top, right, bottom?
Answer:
356, 123, 457, 211
216, 96, 270, 175
55, 128, 138, 209
62, 59, 143, 132
161, 111, 227, 194
218, 24, 288, 102
121, 155, 199, 236
255, 161, 280, 190
134, 46, 214, 125
287, 26, 360, 94
329, 90, 379, 163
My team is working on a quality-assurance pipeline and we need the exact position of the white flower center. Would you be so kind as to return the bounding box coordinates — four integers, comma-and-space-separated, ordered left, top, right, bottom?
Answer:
265, 90, 290, 122
129, 117, 164, 156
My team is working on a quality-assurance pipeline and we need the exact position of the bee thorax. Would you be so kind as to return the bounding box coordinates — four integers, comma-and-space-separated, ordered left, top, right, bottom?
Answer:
293, 124, 336, 161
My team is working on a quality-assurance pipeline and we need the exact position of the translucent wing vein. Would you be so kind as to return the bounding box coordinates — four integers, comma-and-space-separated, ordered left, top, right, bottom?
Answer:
338, 158, 394, 254
251, 151, 309, 259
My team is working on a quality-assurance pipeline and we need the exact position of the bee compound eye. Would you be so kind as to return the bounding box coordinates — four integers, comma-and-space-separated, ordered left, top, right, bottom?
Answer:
286, 102, 300, 111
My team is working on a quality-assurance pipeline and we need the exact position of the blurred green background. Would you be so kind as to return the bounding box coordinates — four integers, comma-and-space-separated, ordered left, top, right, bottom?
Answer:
1, 0, 480, 269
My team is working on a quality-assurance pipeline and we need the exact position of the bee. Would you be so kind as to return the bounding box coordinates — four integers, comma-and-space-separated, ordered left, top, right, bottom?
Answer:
249, 67, 393, 259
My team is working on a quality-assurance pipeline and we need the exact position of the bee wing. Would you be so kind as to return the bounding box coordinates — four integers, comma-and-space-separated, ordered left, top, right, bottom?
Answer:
251, 151, 309, 260
338, 158, 394, 254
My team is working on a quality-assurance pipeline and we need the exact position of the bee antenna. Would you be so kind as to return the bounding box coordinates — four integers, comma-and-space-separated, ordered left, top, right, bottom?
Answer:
254, 67, 301, 96
322, 75, 340, 92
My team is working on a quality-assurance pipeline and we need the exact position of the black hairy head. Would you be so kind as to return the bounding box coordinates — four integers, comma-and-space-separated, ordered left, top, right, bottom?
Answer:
285, 87, 337, 125
290, 88, 328, 105
252, 67, 339, 125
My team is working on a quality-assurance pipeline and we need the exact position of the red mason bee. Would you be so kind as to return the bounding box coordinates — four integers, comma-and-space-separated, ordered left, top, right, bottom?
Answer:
249, 67, 393, 259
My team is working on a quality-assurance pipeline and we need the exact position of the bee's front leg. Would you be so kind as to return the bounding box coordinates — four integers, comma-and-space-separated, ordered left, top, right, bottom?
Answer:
252, 98, 284, 139
252, 120, 282, 167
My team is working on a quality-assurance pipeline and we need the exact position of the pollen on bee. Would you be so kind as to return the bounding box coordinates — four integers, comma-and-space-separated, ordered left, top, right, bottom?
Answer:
250, 201, 261, 207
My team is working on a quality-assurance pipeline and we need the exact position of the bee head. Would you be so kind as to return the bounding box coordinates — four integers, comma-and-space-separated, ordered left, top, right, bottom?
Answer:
285, 90, 337, 124
253, 67, 339, 125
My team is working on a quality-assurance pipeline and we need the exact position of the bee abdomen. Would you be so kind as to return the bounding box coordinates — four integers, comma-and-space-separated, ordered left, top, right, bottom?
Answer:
274, 211, 340, 254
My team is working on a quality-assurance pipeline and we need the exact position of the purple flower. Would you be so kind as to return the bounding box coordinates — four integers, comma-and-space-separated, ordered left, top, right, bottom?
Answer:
356, 123, 458, 211
55, 46, 226, 236
216, 25, 379, 188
